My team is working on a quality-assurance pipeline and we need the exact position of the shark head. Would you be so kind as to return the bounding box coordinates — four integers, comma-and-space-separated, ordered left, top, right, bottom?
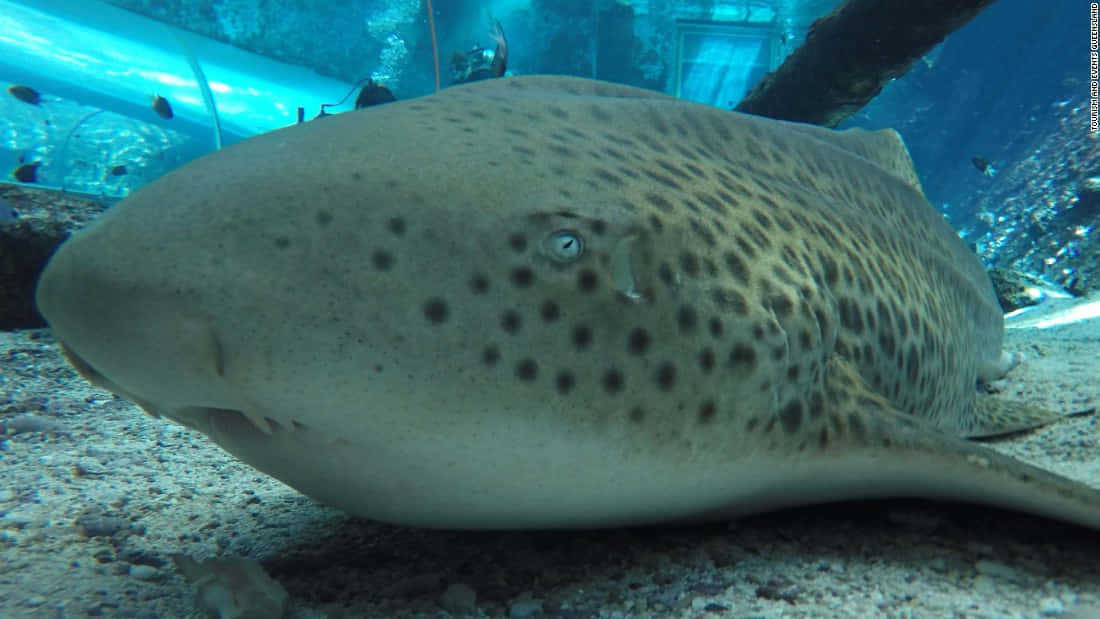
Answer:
39, 77, 766, 526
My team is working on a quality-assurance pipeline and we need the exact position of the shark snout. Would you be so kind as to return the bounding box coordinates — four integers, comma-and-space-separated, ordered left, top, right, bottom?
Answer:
35, 236, 233, 412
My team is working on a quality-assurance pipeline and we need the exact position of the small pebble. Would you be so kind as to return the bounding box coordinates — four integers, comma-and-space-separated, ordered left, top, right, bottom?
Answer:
974, 559, 1023, 583
1038, 597, 1065, 616
439, 583, 477, 612
118, 550, 165, 568
76, 515, 130, 538
3, 510, 33, 529
755, 578, 800, 603
129, 565, 160, 581
973, 575, 999, 595
0, 414, 66, 435
509, 599, 543, 617
74, 457, 107, 477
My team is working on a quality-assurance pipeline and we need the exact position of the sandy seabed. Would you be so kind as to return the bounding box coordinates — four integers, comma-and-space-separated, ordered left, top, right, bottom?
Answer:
0, 296, 1098, 618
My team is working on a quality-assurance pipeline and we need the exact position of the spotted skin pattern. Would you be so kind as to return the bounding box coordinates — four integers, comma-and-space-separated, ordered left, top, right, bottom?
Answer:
35, 76, 1100, 530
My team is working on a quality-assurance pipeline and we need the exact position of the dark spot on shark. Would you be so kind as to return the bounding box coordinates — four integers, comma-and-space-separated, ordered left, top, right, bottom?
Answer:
423, 298, 449, 324
516, 359, 538, 381
470, 274, 489, 294
371, 250, 394, 270
572, 324, 592, 350
627, 328, 651, 355
779, 401, 803, 434
699, 348, 716, 372
556, 371, 575, 394
501, 310, 522, 334
603, 369, 624, 394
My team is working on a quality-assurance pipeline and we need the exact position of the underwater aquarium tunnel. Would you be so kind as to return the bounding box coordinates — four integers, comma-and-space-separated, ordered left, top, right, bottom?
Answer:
0, 0, 357, 197
0, 0, 801, 199
0, 0, 804, 199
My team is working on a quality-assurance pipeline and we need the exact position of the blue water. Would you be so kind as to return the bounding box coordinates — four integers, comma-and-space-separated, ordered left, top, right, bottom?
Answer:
847, 0, 1086, 226
2, 0, 1093, 283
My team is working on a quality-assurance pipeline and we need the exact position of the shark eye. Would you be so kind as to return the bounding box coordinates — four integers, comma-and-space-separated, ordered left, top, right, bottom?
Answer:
544, 230, 584, 262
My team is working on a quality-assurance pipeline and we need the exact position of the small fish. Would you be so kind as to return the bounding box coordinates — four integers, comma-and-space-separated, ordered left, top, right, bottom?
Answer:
354, 79, 396, 109
151, 95, 174, 120
110, 165, 128, 176
971, 156, 997, 177
8, 85, 40, 105
12, 161, 41, 183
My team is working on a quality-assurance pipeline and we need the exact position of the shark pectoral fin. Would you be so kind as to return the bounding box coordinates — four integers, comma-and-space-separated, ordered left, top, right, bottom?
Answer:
820, 356, 1100, 529
968, 350, 1080, 438
963, 397, 1091, 439
822, 355, 1071, 441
